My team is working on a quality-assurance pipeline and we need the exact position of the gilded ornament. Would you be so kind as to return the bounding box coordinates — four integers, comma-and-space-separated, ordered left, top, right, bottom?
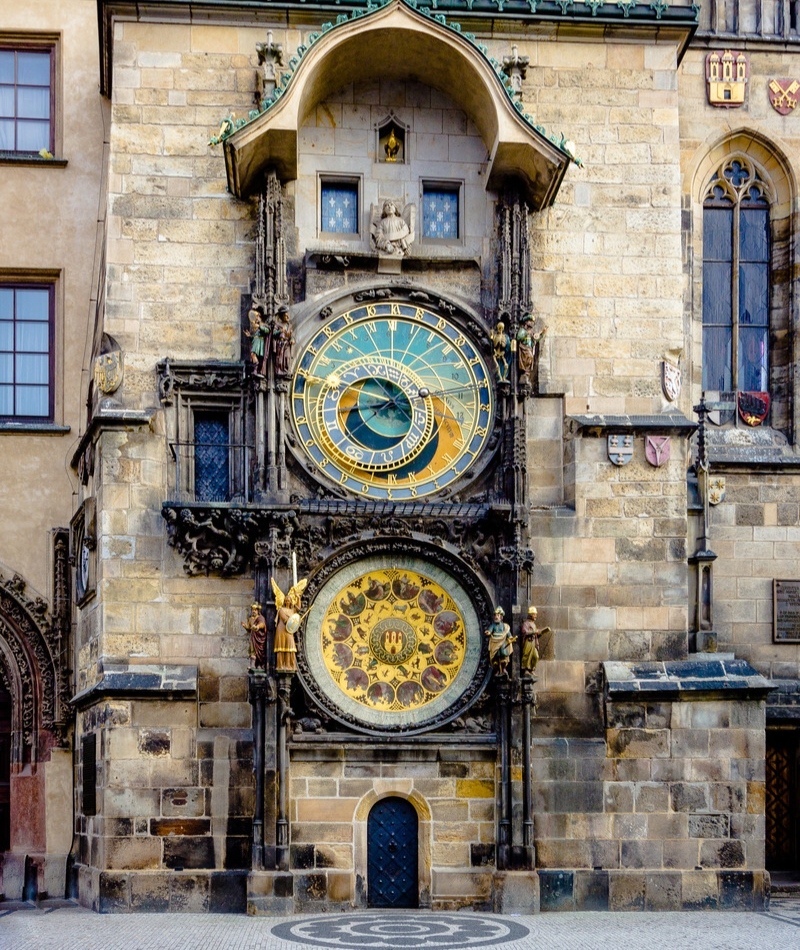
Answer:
706, 51, 748, 107
93, 346, 123, 395
317, 566, 466, 713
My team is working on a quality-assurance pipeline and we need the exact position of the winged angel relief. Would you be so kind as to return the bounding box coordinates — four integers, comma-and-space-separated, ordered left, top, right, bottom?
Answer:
272, 576, 308, 673
370, 199, 416, 257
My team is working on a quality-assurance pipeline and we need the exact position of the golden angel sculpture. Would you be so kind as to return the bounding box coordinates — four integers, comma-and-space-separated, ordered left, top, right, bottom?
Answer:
272, 576, 308, 673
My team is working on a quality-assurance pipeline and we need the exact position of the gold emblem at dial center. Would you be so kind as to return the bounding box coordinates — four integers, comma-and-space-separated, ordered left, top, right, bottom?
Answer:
320, 567, 467, 712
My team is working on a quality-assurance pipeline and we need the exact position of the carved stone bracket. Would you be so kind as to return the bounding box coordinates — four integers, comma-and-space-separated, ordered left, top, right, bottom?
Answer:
162, 499, 532, 592
162, 506, 261, 576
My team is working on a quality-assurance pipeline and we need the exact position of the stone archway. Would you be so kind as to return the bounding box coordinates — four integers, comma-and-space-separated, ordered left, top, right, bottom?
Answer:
354, 787, 432, 909
0, 567, 70, 899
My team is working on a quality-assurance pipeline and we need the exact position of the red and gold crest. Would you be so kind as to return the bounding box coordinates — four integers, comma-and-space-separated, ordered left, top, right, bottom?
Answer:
738, 391, 770, 427
768, 78, 800, 115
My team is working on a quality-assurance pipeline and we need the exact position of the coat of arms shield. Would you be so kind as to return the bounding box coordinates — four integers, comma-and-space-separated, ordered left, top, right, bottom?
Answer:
645, 436, 671, 467
738, 391, 770, 427
661, 361, 681, 402
768, 78, 800, 115
608, 434, 634, 466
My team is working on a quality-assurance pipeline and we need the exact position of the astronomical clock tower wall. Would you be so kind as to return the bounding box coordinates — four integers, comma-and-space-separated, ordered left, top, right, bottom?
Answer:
79, 0, 771, 914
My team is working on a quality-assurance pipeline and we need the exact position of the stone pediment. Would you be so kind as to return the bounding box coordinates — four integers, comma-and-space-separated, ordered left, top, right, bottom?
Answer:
223, 0, 573, 210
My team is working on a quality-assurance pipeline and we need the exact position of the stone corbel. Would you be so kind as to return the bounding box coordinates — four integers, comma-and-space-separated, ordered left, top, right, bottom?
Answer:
162, 505, 260, 576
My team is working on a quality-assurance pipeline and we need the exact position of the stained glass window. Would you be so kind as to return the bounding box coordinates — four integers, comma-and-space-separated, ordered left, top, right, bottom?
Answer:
702, 159, 770, 395
0, 284, 53, 420
321, 181, 359, 234
0, 47, 53, 153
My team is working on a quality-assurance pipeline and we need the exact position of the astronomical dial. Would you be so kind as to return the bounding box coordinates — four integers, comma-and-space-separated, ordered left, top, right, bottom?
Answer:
291, 301, 494, 499
302, 553, 486, 732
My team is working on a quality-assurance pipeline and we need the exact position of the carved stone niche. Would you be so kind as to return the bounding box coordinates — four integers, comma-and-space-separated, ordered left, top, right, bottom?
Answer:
376, 112, 409, 164
70, 497, 97, 607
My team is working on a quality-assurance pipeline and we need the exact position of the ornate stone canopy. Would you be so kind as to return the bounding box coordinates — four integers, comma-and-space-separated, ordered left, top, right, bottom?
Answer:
223, 0, 572, 209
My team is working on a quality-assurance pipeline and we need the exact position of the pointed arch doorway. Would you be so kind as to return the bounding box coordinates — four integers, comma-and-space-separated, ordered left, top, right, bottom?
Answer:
367, 797, 419, 908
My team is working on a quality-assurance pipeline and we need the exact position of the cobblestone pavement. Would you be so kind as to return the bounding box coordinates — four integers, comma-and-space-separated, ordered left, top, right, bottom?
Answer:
1, 899, 799, 950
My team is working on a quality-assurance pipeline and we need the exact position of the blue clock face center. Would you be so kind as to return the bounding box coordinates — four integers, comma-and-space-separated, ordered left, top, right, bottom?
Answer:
353, 379, 412, 442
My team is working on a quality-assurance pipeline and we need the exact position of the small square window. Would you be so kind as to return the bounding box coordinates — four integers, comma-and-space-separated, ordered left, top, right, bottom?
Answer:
321, 179, 359, 235
422, 184, 460, 241
0, 282, 54, 421
0, 46, 54, 154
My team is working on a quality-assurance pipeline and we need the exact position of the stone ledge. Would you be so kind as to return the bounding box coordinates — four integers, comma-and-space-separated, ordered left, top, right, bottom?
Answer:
767, 679, 800, 722
72, 662, 197, 708
569, 413, 696, 436
603, 658, 772, 701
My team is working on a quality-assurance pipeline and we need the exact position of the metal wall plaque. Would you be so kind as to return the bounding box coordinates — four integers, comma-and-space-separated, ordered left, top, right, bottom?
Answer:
774, 579, 800, 643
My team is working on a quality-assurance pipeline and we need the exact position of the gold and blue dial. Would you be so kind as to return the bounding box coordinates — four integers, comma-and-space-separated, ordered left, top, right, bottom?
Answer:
291, 302, 494, 500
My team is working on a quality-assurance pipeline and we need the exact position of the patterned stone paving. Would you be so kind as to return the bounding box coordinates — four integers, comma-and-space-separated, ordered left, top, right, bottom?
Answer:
272, 913, 529, 948
2, 901, 800, 950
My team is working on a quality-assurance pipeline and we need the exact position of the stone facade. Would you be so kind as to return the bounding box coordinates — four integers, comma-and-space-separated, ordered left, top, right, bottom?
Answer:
1, 0, 798, 914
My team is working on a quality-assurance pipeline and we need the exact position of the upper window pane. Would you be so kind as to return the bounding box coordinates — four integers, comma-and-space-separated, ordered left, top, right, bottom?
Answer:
17, 51, 50, 86
194, 413, 230, 502
0, 46, 53, 153
740, 207, 769, 262
321, 182, 359, 234
703, 207, 732, 261
0, 284, 53, 420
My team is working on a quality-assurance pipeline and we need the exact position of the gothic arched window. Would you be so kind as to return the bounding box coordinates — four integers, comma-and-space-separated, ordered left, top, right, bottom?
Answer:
702, 158, 770, 395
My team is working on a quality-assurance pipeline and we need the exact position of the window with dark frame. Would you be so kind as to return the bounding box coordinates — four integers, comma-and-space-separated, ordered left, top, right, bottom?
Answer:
0, 283, 54, 421
157, 360, 249, 504
0, 45, 54, 154
320, 179, 359, 235
194, 410, 231, 502
422, 183, 460, 240
702, 158, 770, 395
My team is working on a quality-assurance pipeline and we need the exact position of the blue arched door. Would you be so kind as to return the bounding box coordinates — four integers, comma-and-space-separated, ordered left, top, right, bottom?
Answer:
367, 797, 418, 908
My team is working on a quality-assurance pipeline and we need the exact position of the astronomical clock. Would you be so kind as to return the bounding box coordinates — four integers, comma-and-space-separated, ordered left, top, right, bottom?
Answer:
285, 295, 505, 735
290, 301, 494, 501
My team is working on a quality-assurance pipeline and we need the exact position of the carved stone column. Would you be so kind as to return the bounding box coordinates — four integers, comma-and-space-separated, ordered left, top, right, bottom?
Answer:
496, 676, 513, 870
520, 671, 536, 867
248, 670, 270, 869
275, 671, 293, 871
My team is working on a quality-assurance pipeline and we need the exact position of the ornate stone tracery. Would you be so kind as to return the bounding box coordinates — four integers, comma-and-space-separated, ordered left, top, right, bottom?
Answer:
0, 569, 68, 768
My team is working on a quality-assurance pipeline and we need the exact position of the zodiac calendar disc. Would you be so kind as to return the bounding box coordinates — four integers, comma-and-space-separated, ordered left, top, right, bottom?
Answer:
303, 554, 485, 732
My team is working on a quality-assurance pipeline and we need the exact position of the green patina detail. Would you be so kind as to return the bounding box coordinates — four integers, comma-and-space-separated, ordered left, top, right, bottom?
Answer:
650, 0, 669, 18
209, 0, 585, 165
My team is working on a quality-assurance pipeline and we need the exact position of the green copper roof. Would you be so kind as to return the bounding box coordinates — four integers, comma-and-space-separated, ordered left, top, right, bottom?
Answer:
210, 0, 586, 164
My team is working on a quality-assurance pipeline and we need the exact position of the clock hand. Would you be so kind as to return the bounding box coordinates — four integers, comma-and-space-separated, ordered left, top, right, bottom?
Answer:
302, 371, 344, 387
415, 382, 487, 399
